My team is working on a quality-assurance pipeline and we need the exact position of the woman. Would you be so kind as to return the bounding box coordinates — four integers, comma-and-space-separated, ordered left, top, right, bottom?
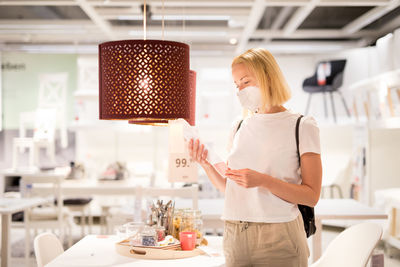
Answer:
188, 48, 322, 267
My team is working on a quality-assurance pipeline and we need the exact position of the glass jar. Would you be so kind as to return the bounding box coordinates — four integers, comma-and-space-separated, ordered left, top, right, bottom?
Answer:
140, 226, 157, 246
116, 225, 128, 240
172, 209, 184, 240
125, 222, 144, 246
153, 225, 166, 242
179, 209, 203, 245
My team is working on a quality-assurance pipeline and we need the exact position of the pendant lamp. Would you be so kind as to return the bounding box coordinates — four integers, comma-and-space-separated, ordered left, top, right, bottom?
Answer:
98, 1, 194, 126
128, 69, 196, 126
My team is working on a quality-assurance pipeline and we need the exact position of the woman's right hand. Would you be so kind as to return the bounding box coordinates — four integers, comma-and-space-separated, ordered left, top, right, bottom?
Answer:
188, 139, 210, 168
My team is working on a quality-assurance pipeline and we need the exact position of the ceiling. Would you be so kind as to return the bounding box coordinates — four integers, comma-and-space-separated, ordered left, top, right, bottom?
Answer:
0, 0, 400, 55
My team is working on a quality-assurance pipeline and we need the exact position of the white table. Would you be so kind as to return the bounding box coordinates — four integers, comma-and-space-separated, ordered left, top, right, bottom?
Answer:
46, 235, 225, 267
0, 169, 68, 197
313, 198, 387, 262
178, 198, 388, 262
0, 197, 50, 267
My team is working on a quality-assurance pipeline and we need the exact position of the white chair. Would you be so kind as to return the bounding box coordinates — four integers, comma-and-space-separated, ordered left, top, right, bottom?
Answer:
34, 232, 64, 267
12, 108, 57, 170
37, 72, 68, 148
12, 72, 69, 171
21, 175, 74, 264
310, 222, 383, 267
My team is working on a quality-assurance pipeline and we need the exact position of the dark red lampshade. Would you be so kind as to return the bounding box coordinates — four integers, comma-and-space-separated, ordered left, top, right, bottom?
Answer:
128, 70, 196, 126
99, 39, 193, 125
188, 70, 196, 126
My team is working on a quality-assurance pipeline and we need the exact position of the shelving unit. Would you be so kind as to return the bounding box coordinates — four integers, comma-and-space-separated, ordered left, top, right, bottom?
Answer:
349, 69, 400, 121
349, 69, 400, 205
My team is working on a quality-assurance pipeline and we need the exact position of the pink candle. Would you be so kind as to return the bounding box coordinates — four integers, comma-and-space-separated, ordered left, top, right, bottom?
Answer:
179, 231, 196, 251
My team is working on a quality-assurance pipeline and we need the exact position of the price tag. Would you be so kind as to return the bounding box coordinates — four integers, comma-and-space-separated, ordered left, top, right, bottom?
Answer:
168, 120, 198, 183
168, 152, 198, 183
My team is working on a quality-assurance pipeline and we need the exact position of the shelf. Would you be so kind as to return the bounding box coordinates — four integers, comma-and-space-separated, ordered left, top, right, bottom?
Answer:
74, 90, 98, 100
349, 69, 400, 92
367, 117, 400, 129
352, 117, 400, 129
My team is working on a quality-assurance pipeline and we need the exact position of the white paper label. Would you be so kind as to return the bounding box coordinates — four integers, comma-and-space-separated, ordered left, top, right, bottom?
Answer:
168, 151, 198, 183
168, 120, 198, 182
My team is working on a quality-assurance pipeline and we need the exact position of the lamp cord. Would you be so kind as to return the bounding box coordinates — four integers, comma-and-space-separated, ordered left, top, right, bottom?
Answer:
143, 0, 147, 40
182, 5, 185, 41
162, 0, 165, 40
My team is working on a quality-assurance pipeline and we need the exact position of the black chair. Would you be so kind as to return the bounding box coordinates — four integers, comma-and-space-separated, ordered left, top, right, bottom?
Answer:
302, 59, 350, 123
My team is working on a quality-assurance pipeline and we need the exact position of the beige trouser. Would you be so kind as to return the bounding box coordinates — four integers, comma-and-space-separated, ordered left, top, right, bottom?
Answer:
223, 215, 310, 267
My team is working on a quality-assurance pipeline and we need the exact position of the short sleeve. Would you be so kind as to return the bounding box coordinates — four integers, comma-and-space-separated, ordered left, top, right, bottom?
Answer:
299, 116, 321, 156
226, 118, 242, 154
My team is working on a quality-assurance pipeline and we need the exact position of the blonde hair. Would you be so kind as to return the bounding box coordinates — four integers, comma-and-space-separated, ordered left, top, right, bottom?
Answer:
232, 48, 291, 112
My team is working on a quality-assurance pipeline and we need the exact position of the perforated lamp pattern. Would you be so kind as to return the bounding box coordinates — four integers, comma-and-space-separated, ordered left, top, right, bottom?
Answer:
128, 69, 196, 126
188, 70, 196, 126
99, 40, 191, 125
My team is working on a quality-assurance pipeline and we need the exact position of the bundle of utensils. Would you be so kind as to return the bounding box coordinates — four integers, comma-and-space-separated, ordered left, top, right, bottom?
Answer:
148, 200, 175, 235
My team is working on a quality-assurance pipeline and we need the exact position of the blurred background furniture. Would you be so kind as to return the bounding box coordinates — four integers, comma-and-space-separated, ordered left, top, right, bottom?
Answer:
0, 197, 50, 267
34, 232, 64, 267
62, 197, 93, 238
374, 188, 400, 253
11, 72, 69, 171
21, 173, 74, 263
313, 199, 387, 262
303, 59, 350, 123
388, 196, 400, 252
310, 222, 382, 267
12, 108, 57, 171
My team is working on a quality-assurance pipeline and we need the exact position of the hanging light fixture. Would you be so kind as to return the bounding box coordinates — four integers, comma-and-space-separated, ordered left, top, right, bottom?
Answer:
99, 0, 194, 126
128, 69, 196, 126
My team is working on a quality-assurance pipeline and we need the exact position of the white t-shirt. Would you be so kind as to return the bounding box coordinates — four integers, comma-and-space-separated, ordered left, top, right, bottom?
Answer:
221, 110, 321, 223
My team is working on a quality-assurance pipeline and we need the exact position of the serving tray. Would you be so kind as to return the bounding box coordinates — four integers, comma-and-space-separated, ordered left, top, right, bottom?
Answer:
115, 239, 204, 260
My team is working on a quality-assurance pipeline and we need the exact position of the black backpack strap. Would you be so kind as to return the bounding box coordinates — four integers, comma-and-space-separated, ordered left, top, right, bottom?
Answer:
296, 115, 304, 166
236, 119, 244, 134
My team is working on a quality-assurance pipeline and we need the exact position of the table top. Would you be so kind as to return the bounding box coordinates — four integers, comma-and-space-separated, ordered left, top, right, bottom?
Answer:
34, 180, 140, 195
178, 198, 387, 220
32, 181, 198, 197
0, 197, 50, 214
1, 168, 69, 178
315, 198, 387, 219
46, 235, 225, 267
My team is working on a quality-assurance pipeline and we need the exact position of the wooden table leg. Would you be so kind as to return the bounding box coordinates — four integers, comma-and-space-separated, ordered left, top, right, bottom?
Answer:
312, 218, 323, 263
390, 207, 397, 237
1, 214, 11, 267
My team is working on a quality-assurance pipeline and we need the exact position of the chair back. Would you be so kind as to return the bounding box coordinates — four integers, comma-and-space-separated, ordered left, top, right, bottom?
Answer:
311, 222, 382, 267
34, 232, 64, 267
318, 59, 347, 85
38, 72, 69, 147
33, 108, 57, 142
21, 175, 64, 223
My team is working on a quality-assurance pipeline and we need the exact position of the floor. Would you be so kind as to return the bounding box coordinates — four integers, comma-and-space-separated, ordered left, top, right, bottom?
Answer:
2, 223, 400, 266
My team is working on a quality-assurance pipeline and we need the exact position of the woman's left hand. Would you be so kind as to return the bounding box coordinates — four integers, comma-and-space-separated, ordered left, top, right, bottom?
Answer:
225, 168, 266, 188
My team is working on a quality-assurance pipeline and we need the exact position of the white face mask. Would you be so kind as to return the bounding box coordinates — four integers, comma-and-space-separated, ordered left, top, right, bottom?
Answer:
236, 86, 262, 112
